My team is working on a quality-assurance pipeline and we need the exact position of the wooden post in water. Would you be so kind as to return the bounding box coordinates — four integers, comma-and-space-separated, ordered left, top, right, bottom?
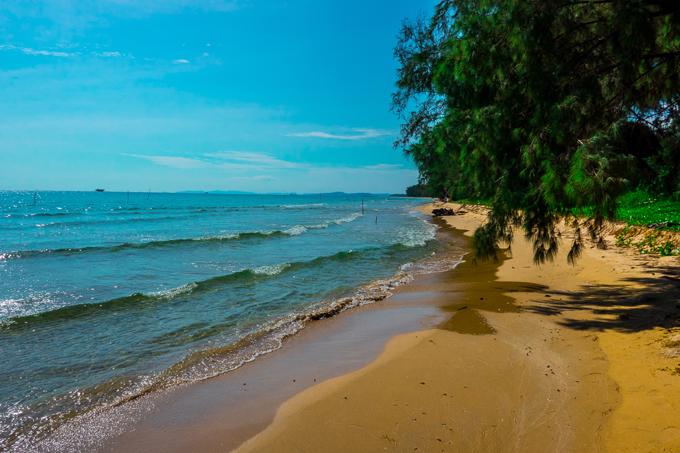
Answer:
361, 199, 364, 215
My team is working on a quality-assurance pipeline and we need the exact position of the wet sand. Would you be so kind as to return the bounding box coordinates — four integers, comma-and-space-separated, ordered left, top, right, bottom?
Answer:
74, 202, 680, 453
83, 220, 466, 452
235, 203, 680, 453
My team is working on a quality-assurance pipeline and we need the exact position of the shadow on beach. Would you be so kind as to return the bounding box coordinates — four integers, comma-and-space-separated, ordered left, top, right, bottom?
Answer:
525, 265, 680, 332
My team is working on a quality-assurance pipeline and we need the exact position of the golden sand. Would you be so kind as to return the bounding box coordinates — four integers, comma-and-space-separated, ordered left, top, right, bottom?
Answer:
235, 202, 680, 453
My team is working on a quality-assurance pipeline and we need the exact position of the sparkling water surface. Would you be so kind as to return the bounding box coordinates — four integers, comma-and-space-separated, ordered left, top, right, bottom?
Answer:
0, 191, 439, 450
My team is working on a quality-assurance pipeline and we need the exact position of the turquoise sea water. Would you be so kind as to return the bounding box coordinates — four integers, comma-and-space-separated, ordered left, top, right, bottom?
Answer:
0, 191, 447, 450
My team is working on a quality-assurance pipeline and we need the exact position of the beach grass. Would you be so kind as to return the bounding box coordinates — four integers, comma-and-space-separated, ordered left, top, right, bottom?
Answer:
612, 190, 680, 231
453, 191, 680, 256
460, 190, 680, 231
571, 190, 680, 231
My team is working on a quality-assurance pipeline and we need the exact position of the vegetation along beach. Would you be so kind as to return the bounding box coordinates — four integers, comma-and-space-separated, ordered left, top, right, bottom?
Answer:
1, 0, 680, 452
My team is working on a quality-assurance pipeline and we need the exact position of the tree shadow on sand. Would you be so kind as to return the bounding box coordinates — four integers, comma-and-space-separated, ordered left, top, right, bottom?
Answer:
525, 265, 680, 332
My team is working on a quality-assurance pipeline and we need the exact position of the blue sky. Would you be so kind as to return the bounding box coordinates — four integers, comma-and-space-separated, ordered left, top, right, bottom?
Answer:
0, 0, 433, 193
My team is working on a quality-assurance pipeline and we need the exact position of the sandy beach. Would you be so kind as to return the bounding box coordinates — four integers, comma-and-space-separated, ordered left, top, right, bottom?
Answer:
235, 203, 680, 453
5, 2, 680, 451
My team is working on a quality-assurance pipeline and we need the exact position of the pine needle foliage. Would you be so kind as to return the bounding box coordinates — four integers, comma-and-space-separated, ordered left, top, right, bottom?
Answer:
394, 0, 680, 263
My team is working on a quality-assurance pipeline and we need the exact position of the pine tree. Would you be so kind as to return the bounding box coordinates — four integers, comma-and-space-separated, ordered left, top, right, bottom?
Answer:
394, 0, 680, 262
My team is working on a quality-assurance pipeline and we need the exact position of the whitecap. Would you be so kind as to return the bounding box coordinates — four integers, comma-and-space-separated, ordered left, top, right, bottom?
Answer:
393, 220, 437, 247
283, 225, 307, 236
332, 212, 363, 225
280, 203, 326, 209
149, 283, 198, 299
252, 263, 291, 276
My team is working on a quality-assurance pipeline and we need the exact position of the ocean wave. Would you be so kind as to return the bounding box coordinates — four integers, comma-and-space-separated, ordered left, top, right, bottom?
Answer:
148, 282, 198, 299
2, 249, 464, 452
0, 206, 238, 221
0, 249, 368, 328
392, 219, 437, 247
0, 299, 23, 325
56, 252, 461, 418
0, 209, 84, 220
1, 203, 330, 222
0, 291, 77, 327
20, 263, 425, 438
283, 225, 308, 236
22, 212, 74, 218
167, 254, 465, 387
290, 212, 363, 233
280, 203, 327, 209
0, 235, 262, 260
333, 212, 363, 224
252, 263, 292, 275
23, 214, 202, 229
1, 213, 364, 262
2, 206, 310, 229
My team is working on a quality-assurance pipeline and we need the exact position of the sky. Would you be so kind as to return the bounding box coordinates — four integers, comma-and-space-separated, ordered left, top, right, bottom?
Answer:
0, 0, 434, 193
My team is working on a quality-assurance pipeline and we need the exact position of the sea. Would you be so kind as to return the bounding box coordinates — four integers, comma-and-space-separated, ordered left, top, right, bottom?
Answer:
0, 191, 455, 451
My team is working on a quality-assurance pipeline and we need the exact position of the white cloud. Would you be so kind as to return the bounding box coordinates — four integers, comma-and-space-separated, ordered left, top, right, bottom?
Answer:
104, 0, 242, 14
287, 128, 391, 141
1, 1, 243, 24
21, 48, 73, 57
18, 150, 416, 193
128, 154, 210, 169
0, 44, 129, 59
128, 152, 297, 171
95, 51, 123, 58
127, 152, 411, 181
172, 59, 190, 65
228, 174, 275, 182
206, 151, 302, 169
0, 44, 74, 57
363, 163, 404, 171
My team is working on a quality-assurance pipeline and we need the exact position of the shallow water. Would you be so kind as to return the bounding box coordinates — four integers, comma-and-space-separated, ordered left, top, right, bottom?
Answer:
0, 191, 447, 451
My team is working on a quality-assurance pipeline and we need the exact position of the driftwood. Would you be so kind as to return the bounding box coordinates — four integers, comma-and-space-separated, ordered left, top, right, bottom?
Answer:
647, 221, 680, 229
432, 207, 455, 217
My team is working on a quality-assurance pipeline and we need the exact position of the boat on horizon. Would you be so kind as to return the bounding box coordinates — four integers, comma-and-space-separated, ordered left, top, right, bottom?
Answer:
95, 188, 105, 192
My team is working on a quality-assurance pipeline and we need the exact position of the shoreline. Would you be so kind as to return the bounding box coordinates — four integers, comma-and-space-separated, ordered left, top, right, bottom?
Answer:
235, 202, 680, 452
36, 211, 466, 452
6, 202, 446, 453
34, 202, 680, 452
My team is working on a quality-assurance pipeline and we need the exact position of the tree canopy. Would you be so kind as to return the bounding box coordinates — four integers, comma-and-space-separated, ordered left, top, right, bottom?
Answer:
394, 0, 680, 263
405, 183, 433, 197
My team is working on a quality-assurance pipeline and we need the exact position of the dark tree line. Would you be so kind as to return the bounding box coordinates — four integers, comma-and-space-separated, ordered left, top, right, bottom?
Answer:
405, 184, 433, 197
394, 0, 680, 262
